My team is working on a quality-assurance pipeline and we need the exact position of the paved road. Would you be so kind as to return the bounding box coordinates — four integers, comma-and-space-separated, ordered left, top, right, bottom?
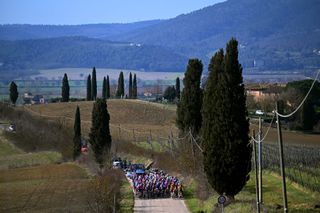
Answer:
134, 198, 189, 213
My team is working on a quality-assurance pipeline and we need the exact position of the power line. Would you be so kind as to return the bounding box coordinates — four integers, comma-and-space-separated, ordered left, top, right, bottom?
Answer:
275, 70, 320, 118
252, 113, 275, 144
189, 130, 204, 153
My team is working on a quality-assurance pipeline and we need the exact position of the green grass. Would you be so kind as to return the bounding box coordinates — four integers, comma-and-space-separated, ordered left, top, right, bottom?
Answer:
285, 168, 320, 192
183, 180, 216, 212
0, 151, 63, 170
119, 153, 152, 165
0, 131, 62, 170
0, 132, 24, 157
135, 140, 166, 152
119, 178, 134, 213
184, 171, 320, 213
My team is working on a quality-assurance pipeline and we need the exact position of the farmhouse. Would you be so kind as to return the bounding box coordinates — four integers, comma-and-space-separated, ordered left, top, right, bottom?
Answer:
246, 84, 283, 102
31, 95, 45, 104
23, 93, 46, 105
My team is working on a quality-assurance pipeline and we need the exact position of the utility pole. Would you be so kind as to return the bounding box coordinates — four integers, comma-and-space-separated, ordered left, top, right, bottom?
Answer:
276, 102, 288, 213
252, 130, 260, 213
113, 194, 116, 213
258, 117, 263, 207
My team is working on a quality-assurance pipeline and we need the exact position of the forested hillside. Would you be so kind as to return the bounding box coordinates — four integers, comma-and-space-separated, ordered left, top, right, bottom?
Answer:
0, 0, 319, 73
116, 0, 320, 70
0, 37, 187, 72
0, 20, 163, 40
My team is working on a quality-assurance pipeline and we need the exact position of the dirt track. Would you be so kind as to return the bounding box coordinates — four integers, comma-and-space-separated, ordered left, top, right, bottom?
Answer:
134, 198, 189, 213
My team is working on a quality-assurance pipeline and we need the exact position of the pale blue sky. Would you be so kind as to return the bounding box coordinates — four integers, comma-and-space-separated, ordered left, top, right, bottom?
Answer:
0, 0, 225, 25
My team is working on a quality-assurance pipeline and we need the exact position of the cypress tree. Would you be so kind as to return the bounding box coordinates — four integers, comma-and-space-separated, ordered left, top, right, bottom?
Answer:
129, 72, 133, 98
175, 77, 180, 100
106, 75, 110, 99
176, 59, 203, 135
9, 81, 18, 105
163, 86, 176, 102
285, 79, 320, 130
87, 74, 92, 101
300, 101, 315, 130
91, 67, 97, 100
202, 39, 251, 200
116, 71, 124, 98
61, 73, 70, 102
89, 99, 112, 168
73, 106, 82, 160
133, 74, 137, 99
102, 77, 107, 99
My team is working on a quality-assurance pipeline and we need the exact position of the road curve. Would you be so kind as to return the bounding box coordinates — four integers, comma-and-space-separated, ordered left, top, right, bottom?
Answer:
134, 198, 189, 213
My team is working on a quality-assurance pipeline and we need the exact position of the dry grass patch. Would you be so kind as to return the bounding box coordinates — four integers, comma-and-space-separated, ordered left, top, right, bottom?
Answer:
23, 100, 178, 138
23, 100, 320, 146
0, 163, 90, 213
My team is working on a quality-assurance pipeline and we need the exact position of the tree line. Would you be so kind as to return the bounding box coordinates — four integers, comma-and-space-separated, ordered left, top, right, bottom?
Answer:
162, 77, 180, 102
61, 67, 138, 102
175, 38, 320, 201
176, 38, 251, 201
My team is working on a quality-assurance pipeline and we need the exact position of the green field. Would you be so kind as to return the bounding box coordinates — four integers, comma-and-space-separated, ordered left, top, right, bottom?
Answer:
184, 171, 320, 213
0, 68, 185, 103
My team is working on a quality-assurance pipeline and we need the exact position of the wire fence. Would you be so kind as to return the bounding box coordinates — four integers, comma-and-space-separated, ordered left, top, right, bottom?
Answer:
262, 142, 320, 192
22, 102, 320, 193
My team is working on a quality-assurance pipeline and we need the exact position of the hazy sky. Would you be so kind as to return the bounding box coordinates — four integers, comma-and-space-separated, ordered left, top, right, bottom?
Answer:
0, 0, 226, 25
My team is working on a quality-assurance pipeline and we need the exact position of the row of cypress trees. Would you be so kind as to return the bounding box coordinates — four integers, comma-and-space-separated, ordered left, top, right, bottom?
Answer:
116, 71, 137, 99
73, 99, 112, 169
62, 67, 99, 102
163, 77, 181, 102
102, 76, 111, 99
86, 67, 98, 101
176, 38, 251, 200
86, 69, 138, 100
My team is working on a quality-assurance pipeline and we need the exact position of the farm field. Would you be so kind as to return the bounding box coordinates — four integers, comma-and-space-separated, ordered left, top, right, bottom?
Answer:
0, 129, 133, 213
4, 100, 320, 212
23, 99, 178, 141
30, 68, 185, 81
0, 68, 184, 104
0, 130, 90, 212
0, 164, 90, 213
22, 100, 320, 212
23, 99, 320, 146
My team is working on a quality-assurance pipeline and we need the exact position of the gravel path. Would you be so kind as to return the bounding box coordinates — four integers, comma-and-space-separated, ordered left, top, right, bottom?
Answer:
134, 198, 189, 213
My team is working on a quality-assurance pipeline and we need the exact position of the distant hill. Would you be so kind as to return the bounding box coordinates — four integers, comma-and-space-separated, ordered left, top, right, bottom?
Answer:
0, 0, 319, 73
0, 37, 188, 73
0, 20, 163, 40
115, 0, 320, 71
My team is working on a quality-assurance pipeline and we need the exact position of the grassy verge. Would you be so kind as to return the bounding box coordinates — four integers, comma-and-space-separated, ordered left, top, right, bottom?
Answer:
0, 131, 23, 156
135, 140, 166, 152
183, 179, 216, 212
119, 177, 134, 213
184, 171, 320, 213
0, 151, 62, 170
